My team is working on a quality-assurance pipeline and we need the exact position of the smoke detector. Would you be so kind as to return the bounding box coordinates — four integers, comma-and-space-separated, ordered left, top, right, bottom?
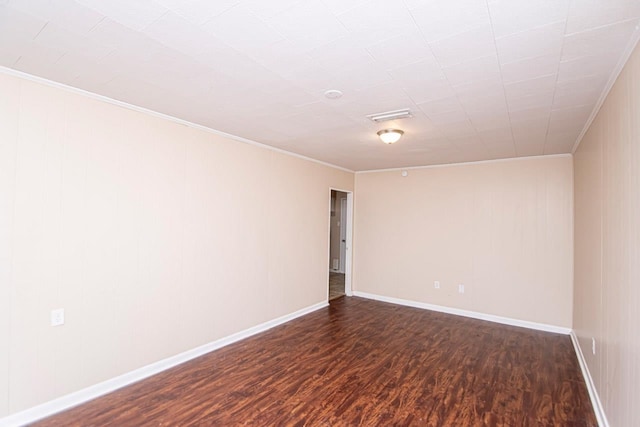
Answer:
366, 108, 412, 123
324, 89, 343, 99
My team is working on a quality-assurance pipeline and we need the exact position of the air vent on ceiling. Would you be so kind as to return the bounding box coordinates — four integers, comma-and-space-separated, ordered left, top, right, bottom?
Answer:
366, 108, 412, 123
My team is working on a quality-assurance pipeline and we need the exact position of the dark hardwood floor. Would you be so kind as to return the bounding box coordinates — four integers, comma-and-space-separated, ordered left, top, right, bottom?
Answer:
33, 297, 596, 426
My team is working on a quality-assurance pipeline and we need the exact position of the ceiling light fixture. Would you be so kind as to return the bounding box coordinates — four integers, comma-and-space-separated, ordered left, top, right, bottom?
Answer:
377, 129, 404, 144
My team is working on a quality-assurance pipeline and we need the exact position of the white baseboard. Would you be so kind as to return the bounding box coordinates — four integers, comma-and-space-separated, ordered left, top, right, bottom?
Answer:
352, 291, 571, 335
569, 331, 609, 427
0, 301, 328, 427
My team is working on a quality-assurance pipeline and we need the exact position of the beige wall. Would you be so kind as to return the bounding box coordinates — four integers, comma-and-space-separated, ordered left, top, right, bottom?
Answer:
574, 43, 640, 427
353, 156, 574, 327
0, 72, 353, 416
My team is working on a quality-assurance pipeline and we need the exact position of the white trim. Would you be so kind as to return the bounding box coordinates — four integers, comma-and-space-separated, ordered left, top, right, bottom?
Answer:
344, 192, 354, 296
327, 187, 353, 195
569, 331, 609, 427
0, 301, 328, 427
327, 188, 354, 299
356, 153, 572, 174
326, 190, 334, 302
352, 291, 571, 335
0, 66, 353, 174
572, 26, 640, 153
339, 197, 347, 274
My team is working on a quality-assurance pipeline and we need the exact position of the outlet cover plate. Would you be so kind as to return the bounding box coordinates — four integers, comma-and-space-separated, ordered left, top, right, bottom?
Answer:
51, 308, 65, 326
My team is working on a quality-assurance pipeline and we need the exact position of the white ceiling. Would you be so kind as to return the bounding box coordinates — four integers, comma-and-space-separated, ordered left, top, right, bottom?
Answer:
1, 0, 639, 171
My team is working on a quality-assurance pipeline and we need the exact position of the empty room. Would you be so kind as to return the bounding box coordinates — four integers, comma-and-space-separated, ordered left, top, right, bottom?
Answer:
1, 0, 639, 426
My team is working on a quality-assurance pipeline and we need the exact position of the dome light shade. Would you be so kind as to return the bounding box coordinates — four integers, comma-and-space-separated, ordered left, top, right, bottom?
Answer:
377, 129, 404, 144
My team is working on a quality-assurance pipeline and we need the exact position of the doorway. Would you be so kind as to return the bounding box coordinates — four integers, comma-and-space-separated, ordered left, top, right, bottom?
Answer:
328, 189, 352, 301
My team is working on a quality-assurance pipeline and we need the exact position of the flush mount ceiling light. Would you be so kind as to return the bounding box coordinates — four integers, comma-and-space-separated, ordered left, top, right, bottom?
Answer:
377, 129, 404, 144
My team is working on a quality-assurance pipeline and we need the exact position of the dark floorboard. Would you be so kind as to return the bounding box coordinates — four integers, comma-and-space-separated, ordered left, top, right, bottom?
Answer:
33, 297, 596, 426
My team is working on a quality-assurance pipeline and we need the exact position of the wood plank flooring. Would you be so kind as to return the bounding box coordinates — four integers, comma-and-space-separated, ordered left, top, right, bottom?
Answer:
329, 272, 345, 300
33, 297, 596, 426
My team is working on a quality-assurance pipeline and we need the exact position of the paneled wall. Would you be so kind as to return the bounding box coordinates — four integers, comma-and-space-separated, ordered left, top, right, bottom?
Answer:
573, 43, 640, 426
353, 155, 574, 328
0, 72, 353, 416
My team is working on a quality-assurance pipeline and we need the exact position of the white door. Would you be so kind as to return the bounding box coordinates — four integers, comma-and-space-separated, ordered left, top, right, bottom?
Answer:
339, 197, 347, 273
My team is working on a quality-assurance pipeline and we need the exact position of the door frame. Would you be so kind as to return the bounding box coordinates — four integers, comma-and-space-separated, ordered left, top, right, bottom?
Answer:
327, 187, 353, 298
339, 197, 347, 273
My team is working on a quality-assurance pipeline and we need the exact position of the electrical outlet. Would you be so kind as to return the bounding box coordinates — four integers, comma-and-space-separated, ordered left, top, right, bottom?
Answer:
458, 284, 465, 294
592, 338, 596, 355
434, 281, 440, 289
51, 309, 65, 327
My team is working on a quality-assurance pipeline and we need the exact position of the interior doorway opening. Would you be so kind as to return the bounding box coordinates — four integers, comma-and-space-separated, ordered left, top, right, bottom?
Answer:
328, 189, 352, 301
